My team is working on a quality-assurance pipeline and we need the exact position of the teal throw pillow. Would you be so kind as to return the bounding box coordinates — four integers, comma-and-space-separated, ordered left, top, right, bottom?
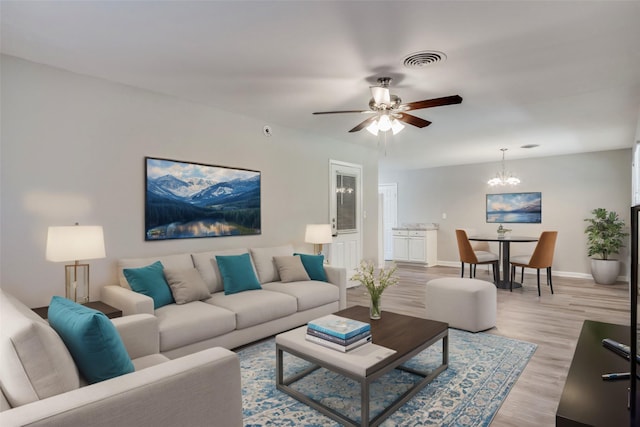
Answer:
123, 261, 174, 309
48, 296, 134, 384
216, 253, 262, 295
294, 253, 327, 282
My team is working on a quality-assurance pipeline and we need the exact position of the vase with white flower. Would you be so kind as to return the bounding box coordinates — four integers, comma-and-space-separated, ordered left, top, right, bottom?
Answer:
351, 260, 398, 320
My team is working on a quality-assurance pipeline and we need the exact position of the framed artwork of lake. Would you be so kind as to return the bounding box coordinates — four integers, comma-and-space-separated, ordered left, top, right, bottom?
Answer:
145, 157, 261, 240
486, 192, 542, 224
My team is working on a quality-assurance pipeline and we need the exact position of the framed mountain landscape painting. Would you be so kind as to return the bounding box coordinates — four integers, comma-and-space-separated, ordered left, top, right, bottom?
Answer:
486, 192, 542, 224
145, 157, 261, 240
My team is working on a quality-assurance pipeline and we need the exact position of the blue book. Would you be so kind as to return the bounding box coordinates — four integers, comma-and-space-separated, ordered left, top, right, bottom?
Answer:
307, 314, 370, 340
307, 327, 371, 346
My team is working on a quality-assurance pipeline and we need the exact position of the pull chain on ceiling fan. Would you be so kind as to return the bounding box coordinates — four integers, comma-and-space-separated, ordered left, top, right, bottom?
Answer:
313, 77, 462, 135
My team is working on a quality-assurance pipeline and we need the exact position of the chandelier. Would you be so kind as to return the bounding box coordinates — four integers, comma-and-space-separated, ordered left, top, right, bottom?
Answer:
487, 148, 520, 186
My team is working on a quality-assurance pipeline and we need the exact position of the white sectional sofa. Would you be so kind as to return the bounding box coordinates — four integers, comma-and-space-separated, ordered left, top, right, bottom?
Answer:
0, 289, 242, 427
101, 245, 347, 358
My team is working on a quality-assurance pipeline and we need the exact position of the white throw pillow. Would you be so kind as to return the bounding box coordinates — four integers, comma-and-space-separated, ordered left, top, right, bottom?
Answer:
0, 290, 80, 407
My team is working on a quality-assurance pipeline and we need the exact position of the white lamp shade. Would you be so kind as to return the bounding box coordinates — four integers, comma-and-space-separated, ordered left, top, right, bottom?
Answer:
366, 121, 379, 136
377, 114, 392, 132
304, 224, 333, 244
390, 118, 405, 135
46, 226, 106, 262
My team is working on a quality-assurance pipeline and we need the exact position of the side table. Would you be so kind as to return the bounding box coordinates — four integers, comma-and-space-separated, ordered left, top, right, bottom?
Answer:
32, 301, 123, 320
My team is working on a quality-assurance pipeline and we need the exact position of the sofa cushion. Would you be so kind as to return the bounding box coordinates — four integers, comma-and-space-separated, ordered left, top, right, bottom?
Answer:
164, 268, 211, 304
118, 253, 194, 290
154, 302, 236, 352
191, 248, 253, 293
0, 290, 80, 407
48, 296, 134, 384
274, 256, 310, 283
216, 254, 262, 295
294, 253, 328, 282
250, 245, 294, 284
262, 281, 339, 311
123, 261, 175, 309
207, 290, 297, 329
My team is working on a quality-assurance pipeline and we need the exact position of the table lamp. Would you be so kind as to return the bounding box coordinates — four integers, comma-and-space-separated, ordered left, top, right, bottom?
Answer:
46, 224, 106, 303
305, 224, 332, 255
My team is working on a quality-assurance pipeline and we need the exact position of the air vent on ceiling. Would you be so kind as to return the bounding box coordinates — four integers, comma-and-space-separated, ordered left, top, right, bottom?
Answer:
403, 50, 447, 69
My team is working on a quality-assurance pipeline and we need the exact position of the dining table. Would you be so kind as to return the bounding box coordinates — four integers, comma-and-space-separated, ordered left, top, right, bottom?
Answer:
467, 235, 539, 289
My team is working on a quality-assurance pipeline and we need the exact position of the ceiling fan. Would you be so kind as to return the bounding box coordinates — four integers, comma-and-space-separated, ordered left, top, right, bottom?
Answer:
313, 77, 462, 135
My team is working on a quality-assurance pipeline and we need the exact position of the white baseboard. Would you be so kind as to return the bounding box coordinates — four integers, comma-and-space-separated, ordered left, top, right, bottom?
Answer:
434, 260, 628, 283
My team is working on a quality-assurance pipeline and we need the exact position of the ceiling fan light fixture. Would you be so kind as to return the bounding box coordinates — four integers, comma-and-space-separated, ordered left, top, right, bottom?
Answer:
366, 121, 379, 136
391, 119, 405, 135
377, 114, 392, 132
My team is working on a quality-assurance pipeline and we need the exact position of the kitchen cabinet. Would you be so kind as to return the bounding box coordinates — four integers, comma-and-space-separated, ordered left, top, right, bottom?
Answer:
392, 228, 437, 266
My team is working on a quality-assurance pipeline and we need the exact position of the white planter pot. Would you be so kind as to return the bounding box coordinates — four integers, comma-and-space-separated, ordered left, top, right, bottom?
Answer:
590, 259, 620, 285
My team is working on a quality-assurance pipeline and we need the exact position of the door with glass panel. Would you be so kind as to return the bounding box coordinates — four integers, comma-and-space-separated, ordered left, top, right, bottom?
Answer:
329, 160, 362, 284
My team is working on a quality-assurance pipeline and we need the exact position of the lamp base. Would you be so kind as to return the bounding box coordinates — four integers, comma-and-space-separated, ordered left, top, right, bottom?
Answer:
65, 262, 90, 303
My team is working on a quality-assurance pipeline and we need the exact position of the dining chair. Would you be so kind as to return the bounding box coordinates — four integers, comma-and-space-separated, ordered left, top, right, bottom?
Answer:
462, 228, 497, 275
455, 229, 499, 285
509, 231, 558, 296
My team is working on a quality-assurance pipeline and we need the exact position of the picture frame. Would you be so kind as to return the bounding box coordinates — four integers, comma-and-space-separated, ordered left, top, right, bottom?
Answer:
486, 192, 542, 224
145, 157, 261, 240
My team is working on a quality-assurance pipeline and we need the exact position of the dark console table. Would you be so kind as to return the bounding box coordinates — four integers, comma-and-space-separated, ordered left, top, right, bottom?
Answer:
32, 301, 122, 320
556, 320, 632, 426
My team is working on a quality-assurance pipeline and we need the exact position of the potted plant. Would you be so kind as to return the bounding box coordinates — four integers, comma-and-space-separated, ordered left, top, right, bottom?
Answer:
584, 208, 628, 285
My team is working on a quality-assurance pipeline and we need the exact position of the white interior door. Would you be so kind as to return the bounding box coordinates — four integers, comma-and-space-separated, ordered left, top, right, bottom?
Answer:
378, 183, 398, 260
329, 160, 362, 285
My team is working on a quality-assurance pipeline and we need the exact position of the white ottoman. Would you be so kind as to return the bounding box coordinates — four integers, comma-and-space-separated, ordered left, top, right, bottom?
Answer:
425, 278, 497, 332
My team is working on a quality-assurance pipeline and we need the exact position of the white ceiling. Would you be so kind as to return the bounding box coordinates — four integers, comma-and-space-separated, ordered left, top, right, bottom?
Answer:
2, 1, 640, 170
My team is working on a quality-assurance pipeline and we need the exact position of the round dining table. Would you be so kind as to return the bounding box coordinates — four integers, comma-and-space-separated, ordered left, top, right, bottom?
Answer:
467, 235, 539, 289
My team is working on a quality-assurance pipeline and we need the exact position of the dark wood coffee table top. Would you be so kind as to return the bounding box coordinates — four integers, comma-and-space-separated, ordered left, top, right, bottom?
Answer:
334, 305, 449, 367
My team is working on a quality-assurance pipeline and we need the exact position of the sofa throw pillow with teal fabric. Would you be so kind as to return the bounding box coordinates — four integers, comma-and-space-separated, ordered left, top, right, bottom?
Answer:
123, 261, 174, 309
294, 253, 327, 282
216, 253, 262, 295
48, 296, 134, 384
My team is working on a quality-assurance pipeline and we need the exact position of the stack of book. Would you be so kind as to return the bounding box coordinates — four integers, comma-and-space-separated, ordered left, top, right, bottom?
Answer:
306, 314, 372, 352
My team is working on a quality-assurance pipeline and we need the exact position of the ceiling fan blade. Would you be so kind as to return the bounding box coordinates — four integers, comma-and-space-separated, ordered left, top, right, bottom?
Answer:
396, 113, 432, 128
370, 86, 390, 105
349, 116, 378, 133
404, 95, 463, 111
312, 110, 373, 115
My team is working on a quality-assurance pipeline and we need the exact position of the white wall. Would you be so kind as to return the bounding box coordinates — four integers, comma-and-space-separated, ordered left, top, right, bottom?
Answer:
380, 149, 632, 278
0, 56, 379, 306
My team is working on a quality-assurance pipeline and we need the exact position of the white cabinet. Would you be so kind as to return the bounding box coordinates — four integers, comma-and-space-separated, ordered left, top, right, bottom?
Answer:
392, 230, 409, 261
392, 228, 437, 266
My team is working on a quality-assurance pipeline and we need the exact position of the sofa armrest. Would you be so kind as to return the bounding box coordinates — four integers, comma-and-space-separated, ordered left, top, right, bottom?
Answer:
324, 265, 347, 310
0, 347, 242, 427
112, 314, 159, 359
101, 285, 154, 316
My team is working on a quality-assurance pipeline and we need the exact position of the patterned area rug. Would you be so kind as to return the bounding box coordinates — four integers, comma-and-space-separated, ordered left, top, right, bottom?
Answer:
239, 329, 536, 426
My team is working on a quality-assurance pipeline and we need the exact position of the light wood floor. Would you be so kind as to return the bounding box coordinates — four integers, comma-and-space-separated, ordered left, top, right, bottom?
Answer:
346, 264, 631, 427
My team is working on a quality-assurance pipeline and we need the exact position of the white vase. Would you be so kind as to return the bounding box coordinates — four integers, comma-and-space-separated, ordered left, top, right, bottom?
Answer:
590, 259, 620, 285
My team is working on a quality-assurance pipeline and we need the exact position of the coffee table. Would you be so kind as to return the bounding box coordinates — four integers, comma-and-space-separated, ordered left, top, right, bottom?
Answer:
275, 305, 448, 427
